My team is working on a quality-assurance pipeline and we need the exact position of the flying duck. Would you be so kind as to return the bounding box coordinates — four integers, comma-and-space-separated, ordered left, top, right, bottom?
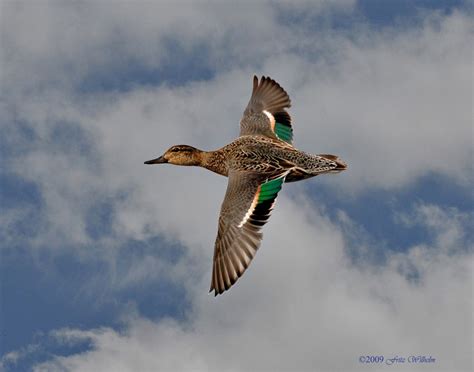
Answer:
145, 76, 347, 295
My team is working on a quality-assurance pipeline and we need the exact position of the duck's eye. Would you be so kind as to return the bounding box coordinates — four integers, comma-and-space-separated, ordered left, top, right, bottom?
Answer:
170, 148, 180, 152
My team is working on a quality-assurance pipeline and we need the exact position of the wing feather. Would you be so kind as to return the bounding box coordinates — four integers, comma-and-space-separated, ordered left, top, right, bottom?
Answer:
210, 170, 286, 295
240, 76, 294, 144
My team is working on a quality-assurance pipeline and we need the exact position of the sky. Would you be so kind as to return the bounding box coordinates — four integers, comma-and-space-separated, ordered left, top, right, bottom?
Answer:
0, 1, 472, 371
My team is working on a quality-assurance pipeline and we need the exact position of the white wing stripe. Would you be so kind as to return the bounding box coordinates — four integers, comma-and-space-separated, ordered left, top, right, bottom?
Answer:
263, 110, 276, 131
237, 188, 260, 228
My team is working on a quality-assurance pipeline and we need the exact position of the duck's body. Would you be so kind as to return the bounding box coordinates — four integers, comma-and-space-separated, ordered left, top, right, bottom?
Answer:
145, 76, 347, 296
176, 135, 346, 181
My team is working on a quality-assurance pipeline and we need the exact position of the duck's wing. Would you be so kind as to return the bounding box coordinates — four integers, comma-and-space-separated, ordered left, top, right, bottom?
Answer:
210, 169, 287, 296
240, 75, 293, 144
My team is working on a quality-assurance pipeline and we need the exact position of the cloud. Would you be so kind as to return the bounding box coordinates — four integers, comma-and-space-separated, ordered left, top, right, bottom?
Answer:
0, 344, 39, 372
290, 11, 472, 191
1, 1, 310, 93
32, 201, 472, 372
1, 2, 472, 371
6, 7, 472, 247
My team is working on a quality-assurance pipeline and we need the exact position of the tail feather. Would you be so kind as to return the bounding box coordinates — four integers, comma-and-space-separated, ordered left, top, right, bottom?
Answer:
319, 154, 347, 171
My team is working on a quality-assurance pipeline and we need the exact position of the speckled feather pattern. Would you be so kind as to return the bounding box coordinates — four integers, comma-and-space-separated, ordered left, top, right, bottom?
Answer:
146, 75, 346, 296
204, 135, 339, 181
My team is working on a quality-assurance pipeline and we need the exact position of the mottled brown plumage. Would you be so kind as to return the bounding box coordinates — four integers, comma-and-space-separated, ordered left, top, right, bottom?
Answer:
145, 75, 347, 296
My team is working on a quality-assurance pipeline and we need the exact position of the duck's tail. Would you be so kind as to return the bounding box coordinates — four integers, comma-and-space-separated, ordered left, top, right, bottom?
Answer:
319, 154, 347, 173
284, 153, 347, 183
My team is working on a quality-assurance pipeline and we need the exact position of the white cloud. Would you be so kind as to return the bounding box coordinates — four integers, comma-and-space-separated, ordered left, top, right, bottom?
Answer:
33, 201, 472, 372
3, 4, 471, 210
0, 343, 39, 372
1, 2, 472, 371
0, 1, 294, 93
288, 11, 472, 191
396, 203, 471, 254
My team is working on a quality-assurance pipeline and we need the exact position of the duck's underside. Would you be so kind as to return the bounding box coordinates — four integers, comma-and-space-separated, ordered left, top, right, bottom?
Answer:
284, 167, 318, 182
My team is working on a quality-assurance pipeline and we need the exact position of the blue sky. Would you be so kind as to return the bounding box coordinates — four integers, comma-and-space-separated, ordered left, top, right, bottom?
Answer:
1, 1, 472, 371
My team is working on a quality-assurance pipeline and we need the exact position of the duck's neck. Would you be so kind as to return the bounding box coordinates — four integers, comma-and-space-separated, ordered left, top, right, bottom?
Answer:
199, 150, 228, 177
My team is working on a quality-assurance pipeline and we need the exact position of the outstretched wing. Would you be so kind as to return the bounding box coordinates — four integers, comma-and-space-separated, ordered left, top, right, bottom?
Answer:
210, 170, 287, 296
240, 76, 294, 144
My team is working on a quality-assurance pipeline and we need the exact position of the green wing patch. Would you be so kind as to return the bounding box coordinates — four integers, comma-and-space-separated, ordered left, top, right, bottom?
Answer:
245, 176, 285, 229
274, 122, 293, 143
258, 177, 284, 203
273, 112, 293, 144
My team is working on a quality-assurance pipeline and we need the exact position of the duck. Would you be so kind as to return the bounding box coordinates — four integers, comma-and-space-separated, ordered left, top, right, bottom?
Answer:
145, 76, 347, 296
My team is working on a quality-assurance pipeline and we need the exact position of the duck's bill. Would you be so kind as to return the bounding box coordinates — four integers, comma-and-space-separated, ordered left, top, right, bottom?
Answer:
144, 156, 167, 164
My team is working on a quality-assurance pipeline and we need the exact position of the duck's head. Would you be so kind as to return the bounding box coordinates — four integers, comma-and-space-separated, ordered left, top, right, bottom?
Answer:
144, 145, 202, 166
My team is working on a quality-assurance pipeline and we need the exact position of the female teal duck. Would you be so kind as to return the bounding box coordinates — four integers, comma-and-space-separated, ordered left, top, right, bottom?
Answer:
145, 76, 347, 296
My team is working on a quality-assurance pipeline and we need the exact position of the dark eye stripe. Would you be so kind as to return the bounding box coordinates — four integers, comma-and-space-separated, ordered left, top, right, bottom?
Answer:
170, 146, 193, 152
